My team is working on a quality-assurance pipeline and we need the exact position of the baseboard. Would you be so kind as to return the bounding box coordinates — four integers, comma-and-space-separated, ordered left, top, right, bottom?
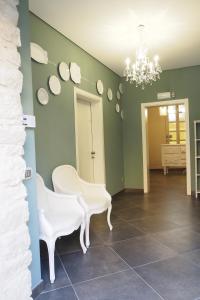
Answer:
113, 188, 144, 195
123, 188, 144, 194
191, 190, 200, 200
112, 189, 125, 197
32, 280, 44, 299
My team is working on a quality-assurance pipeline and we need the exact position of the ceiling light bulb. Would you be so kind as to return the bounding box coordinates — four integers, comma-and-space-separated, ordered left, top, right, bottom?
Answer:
125, 57, 130, 66
154, 55, 159, 62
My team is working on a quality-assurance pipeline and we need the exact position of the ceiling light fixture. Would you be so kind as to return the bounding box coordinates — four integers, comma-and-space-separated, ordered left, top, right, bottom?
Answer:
124, 24, 162, 89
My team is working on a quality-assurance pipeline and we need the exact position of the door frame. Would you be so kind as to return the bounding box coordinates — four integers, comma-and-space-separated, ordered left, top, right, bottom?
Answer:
141, 98, 191, 195
74, 87, 106, 183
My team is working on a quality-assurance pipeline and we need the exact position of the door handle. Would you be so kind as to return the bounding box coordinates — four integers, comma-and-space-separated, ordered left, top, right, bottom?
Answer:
91, 151, 95, 159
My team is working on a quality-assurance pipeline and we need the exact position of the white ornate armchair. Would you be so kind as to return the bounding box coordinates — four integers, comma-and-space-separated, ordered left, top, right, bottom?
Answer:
36, 173, 87, 283
52, 165, 113, 248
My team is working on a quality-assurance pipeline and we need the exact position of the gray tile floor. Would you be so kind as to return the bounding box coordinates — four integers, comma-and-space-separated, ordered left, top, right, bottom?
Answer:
35, 171, 200, 300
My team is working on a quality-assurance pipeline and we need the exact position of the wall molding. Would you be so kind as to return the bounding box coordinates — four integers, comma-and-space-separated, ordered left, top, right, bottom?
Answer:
123, 188, 144, 194
112, 188, 144, 197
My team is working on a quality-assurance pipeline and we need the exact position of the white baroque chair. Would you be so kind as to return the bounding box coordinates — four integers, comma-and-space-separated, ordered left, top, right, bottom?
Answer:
52, 165, 113, 248
36, 173, 87, 283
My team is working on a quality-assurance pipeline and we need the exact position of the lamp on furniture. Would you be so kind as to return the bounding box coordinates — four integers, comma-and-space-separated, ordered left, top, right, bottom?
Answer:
52, 165, 113, 248
36, 173, 87, 283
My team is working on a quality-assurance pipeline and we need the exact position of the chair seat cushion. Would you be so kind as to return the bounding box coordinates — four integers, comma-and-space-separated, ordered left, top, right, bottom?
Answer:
45, 212, 82, 237
83, 194, 109, 211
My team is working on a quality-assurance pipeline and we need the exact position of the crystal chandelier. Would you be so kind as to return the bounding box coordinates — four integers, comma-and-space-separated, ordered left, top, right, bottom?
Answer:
124, 25, 162, 89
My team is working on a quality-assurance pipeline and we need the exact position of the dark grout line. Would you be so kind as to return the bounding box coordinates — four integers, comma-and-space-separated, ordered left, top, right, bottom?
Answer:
132, 269, 166, 300
133, 255, 177, 269
56, 239, 106, 257
37, 174, 200, 299
109, 241, 177, 269
57, 253, 80, 300
179, 251, 200, 269
109, 246, 166, 300
56, 248, 84, 256
72, 268, 130, 287
40, 283, 72, 295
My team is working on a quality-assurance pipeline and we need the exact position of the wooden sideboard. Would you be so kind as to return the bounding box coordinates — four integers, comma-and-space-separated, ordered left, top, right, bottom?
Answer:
161, 144, 186, 175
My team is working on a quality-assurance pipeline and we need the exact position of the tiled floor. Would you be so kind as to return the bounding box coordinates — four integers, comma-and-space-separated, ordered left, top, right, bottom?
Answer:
35, 171, 200, 300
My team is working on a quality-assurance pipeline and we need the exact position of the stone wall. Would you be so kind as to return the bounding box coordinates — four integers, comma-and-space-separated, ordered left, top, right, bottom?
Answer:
0, 0, 32, 299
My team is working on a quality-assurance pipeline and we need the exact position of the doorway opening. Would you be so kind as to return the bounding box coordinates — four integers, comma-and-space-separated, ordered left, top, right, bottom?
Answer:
74, 87, 106, 184
141, 99, 191, 195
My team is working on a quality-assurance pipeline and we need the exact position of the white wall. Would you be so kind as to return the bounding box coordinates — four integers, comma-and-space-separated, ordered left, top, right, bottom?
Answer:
0, 0, 32, 299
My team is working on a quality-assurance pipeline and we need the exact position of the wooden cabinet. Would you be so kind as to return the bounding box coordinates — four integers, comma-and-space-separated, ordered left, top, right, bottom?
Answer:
161, 144, 186, 175
167, 104, 186, 145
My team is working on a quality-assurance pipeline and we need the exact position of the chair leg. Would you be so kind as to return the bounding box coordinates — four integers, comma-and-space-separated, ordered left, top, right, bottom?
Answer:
80, 222, 87, 254
85, 215, 91, 248
46, 238, 56, 284
107, 204, 113, 231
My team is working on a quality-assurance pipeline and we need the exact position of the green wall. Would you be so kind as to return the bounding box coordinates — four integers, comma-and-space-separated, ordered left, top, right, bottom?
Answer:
30, 13, 124, 195
123, 66, 200, 191
30, 12, 200, 195
19, 1, 41, 289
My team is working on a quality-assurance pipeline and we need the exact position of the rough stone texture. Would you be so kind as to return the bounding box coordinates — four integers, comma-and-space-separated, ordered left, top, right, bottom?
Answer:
0, 1, 32, 299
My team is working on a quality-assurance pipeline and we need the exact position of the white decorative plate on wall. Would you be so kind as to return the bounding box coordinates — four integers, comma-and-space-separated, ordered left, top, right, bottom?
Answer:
116, 103, 120, 113
37, 88, 49, 105
70, 62, 81, 84
107, 88, 113, 101
121, 110, 124, 120
96, 80, 104, 95
119, 83, 123, 94
117, 90, 121, 100
30, 42, 48, 64
49, 75, 61, 95
58, 62, 70, 81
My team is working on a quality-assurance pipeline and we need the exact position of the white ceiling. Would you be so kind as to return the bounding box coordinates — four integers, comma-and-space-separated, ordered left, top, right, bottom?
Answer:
29, 0, 200, 76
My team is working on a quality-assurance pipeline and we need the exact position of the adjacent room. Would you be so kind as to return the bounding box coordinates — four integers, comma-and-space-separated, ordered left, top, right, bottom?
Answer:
1, 1, 200, 300
147, 102, 187, 194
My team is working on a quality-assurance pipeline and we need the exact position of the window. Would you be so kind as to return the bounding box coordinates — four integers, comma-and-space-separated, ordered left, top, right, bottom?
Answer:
167, 104, 186, 144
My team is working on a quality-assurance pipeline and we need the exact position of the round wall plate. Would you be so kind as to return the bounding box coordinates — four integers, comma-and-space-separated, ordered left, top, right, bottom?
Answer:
30, 42, 48, 64
58, 62, 70, 81
49, 75, 61, 95
119, 83, 123, 94
70, 62, 81, 84
116, 103, 120, 113
96, 80, 104, 95
107, 88, 113, 101
117, 90, 121, 100
37, 88, 49, 105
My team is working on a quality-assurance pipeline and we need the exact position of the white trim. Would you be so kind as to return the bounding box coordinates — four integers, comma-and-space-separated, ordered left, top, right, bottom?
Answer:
141, 98, 191, 195
141, 105, 149, 193
74, 87, 106, 184
194, 120, 200, 198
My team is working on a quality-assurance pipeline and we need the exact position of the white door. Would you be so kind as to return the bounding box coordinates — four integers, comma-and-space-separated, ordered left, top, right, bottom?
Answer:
77, 98, 95, 182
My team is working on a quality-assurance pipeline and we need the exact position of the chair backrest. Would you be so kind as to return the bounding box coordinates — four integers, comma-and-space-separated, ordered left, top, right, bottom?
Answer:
36, 173, 49, 211
52, 165, 83, 195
